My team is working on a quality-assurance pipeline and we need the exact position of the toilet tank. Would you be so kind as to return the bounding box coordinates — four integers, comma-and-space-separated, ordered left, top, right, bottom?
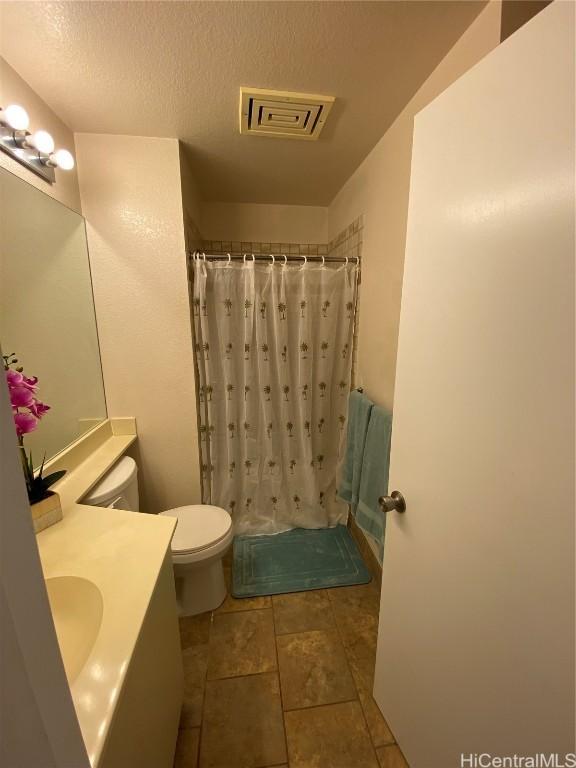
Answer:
83, 456, 139, 511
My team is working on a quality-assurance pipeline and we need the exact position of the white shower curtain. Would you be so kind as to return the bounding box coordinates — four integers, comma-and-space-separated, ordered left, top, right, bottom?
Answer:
191, 257, 357, 535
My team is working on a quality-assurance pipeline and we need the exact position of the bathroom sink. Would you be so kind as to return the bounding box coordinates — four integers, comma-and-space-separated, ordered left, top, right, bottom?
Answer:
45, 576, 103, 684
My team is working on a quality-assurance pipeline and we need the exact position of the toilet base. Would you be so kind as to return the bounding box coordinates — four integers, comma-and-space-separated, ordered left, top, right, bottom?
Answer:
175, 558, 227, 616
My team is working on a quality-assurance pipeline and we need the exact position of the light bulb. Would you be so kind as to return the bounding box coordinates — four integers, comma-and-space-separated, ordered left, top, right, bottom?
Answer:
28, 130, 55, 155
50, 148, 75, 170
1, 104, 30, 131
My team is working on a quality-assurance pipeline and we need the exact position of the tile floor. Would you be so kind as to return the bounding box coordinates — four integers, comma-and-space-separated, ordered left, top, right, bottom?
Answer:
174, 567, 409, 768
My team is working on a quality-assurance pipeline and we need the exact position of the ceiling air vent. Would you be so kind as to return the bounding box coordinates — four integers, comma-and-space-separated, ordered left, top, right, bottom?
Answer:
239, 87, 335, 141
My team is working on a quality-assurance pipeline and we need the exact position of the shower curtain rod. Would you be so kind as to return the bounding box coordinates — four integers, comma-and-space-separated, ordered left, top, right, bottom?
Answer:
190, 251, 359, 264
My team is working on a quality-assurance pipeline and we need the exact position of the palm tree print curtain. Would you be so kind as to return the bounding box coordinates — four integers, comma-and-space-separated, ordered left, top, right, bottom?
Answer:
192, 257, 357, 535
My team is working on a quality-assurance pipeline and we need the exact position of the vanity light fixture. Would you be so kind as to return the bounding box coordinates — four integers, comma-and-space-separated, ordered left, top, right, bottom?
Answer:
0, 104, 30, 131
0, 102, 75, 184
49, 148, 75, 171
25, 129, 55, 155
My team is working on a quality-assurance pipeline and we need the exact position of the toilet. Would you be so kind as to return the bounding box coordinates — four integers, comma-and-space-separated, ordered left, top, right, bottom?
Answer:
83, 456, 233, 616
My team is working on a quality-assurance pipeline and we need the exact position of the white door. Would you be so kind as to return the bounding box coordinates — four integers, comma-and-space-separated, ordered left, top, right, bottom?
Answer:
374, 4, 575, 766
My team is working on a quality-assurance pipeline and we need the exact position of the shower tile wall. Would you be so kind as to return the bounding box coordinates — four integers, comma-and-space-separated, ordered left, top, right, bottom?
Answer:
328, 214, 364, 262
329, 215, 364, 388
200, 213, 364, 262
201, 239, 328, 256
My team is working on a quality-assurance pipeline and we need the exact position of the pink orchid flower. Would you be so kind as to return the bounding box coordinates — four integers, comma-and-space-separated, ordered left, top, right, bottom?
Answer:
6, 369, 24, 387
9, 385, 35, 408
22, 375, 38, 391
4, 356, 60, 503
5, 356, 50, 444
29, 401, 50, 418
14, 411, 38, 436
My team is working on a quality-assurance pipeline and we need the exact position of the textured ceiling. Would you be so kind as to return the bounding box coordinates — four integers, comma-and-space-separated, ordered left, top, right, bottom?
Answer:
0, 1, 486, 205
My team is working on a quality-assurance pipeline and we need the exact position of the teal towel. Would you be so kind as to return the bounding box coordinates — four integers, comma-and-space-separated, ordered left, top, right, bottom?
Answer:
339, 390, 374, 508
356, 406, 393, 561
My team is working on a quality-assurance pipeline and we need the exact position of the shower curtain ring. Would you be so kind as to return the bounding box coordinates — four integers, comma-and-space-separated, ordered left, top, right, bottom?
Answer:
345, 255, 349, 266
227, 252, 231, 264
270, 253, 275, 266
355, 255, 360, 265
301, 254, 307, 267
202, 251, 206, 262
321, 254, 325, 266
283, 254, 287, 266
252, 253, 256, 262
243, 253, 247, 263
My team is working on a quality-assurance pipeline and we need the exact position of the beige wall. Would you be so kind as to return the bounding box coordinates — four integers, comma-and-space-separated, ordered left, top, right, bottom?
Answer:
500, 0, 551, 41
201, 201, 328, 244
0, 58, 81, 213
328, 0, 502, 411
76, 134, 200, 513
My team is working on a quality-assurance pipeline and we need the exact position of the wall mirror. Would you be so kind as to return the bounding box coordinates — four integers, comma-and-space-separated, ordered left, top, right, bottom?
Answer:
0, 166, 107, 464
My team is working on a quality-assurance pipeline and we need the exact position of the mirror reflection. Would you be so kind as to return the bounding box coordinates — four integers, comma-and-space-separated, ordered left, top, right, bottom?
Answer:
1, 167, 107, 463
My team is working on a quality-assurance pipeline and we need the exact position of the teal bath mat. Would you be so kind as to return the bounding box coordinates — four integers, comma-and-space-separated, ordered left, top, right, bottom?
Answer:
232, 525, 371, 598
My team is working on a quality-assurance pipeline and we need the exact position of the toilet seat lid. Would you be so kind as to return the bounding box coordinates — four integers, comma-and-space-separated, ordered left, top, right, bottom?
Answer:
160, 505, 232, 554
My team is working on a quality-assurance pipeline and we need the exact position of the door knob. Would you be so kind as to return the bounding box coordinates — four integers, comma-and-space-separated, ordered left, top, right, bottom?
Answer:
378, 491, 406, 514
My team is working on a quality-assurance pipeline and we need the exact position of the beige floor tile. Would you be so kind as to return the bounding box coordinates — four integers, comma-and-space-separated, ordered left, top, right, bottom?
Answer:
200, 673, 287, 768
329, 583, 380, 645
330, 584, 379, 695
216, 591, 272, 614
207, 608, 276, 680
330, 578, 380, 597
328, 582, 381, 611
180, 644, 209, 728
357, 687, 395, 747
216, 567, 272, 613
173, 727, 200, 768
179, 612, 212, 649
330, 585, 380, 672
277, 629, 356, 710
376, 744, 410, 768
338, 614, 379, 663
272, 589, 335, 635
285, 700, 379, 768
346, 634, 378, 693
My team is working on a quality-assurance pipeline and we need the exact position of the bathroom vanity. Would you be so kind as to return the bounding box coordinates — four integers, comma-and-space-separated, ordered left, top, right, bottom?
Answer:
37, 419, 183, 768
